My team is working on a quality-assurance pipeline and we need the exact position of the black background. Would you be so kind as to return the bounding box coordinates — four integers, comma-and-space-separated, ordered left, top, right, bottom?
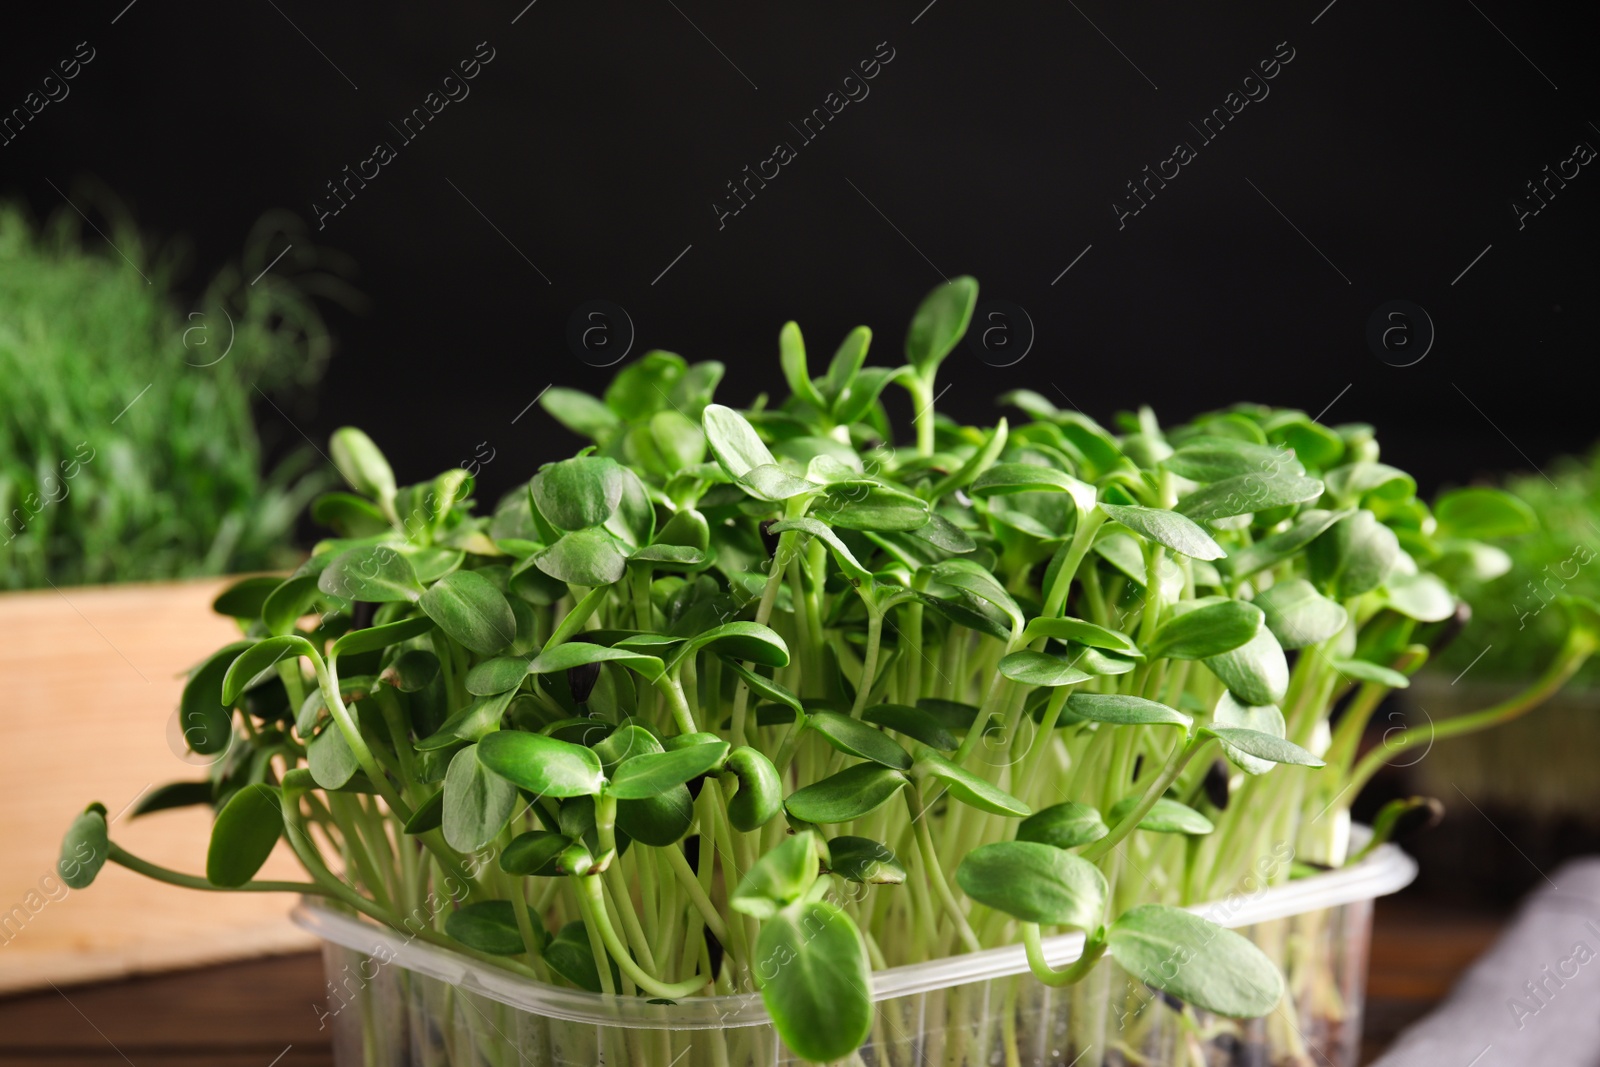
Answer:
5, 0, 1596, 511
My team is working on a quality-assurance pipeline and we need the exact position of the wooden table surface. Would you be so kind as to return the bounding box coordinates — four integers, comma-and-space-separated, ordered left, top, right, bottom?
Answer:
0, 579, 312, 997
0, 895, 1504, 1067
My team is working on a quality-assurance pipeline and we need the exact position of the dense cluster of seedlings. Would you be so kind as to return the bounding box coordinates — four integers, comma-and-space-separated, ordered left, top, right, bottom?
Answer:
61, 279, 1596, 1063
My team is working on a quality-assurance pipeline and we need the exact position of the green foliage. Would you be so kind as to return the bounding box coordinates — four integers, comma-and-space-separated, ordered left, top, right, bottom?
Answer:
62, 279, 1582, 1063
751, 901, 874, 1062
1437, 452, 1600, 685
957, 841, 1107, 929
58, 804, 109, 889
206, 784, 283, 887
445, 901, 531, 956
0, 200, 347, 588
1106, 904, 1284, 1018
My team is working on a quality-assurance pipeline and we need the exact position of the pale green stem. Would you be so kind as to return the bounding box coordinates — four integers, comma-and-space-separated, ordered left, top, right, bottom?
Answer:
850, 603, 884, 718
1022, 924, 1107, 987
1083, 734, 1207, 864
573, 882, 618, 995
577, 875, 712, 998
547, 585, 610, 648
108, 844, 325, 896
1042, 511, 1107, 620
596, 794, 660, 973
1346, 634, 1593, 798
316, 651, 411, 820
954, 644, 1019, 764
907, 787, 981, 953
1323, 679, 1390, 772
663, 845, 731, 946
911, 374, 937, 457
631, 566, 654, 631
1020, 686, 1072, 800
901, 599, 925, 706
655, 675, 700, 734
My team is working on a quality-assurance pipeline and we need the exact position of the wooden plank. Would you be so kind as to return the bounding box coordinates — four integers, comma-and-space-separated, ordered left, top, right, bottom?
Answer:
0, 579, 313, 994
0, 954, 330, 1056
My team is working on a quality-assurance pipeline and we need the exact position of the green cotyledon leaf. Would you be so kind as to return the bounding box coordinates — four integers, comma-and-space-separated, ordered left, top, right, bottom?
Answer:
206, 784, 283, 888
475, 731, 605, 798
1106, 905, 1284, 1018
442, 743, 519, 852
1098, 503, 1226, 561
58, 805, 109, 890
419, 570, 517, 655
319, 544, 424, 603
1148, 600, 1264, 661
1015, 802, 1109, 850
956, 840, 1107, 929
785, 764, 909, 824
731, 831, 826, 920
754, 901, 873, 1063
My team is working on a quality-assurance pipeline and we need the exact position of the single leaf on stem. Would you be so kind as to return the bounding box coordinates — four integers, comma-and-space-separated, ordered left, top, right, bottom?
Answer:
443, 743, 519, 851
1106, 904, 1284, 1018
1022, 616, 1143, 656
905, 276, 978, 377
785, 764, 909, 824
778, 321, 827, 410
330, 427, 396, 504
1016, 802, 1109, 850
206, 784, 283, 888
1148, 601, 1264, 661
420, 570, 517, 655
445, 901, 532, 956
914, 749, 1031, 817
1107, 795, 1214, 836
1098, 503, 1226, 561
825, 836, 906, 884
755, 901, 874, 1063
956, 840, 1107, 930
731, 831, 825, 919
1251, 579, 1346, 649
476, 731, 606, 798
1198, 726, 1324, 767
607, 742, 730, 799
319, 545, 424, 604
1065, 693, 1191, 729
805, 711, 912, 770
59, 805, 109, 889
703, 404, 777, 478
530, 456, 625, 532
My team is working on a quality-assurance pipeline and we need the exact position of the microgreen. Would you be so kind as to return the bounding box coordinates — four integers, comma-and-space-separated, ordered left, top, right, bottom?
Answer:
62, 279, 1599, 1063
0, 203, 341, 589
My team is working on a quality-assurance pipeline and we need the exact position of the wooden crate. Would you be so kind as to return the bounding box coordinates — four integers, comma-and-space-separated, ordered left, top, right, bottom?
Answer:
0, 578, 312, 994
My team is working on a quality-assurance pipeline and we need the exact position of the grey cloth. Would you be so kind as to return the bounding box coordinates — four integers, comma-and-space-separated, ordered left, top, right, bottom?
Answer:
1371, 859, 1600, 1067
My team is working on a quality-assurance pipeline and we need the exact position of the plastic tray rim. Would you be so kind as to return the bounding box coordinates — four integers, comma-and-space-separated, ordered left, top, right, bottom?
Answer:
291, 831, 1415, 1031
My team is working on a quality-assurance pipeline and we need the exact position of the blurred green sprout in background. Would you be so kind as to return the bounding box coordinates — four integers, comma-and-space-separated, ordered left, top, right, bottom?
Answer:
0, 189, 357, 589
1438, 452, 1600, 686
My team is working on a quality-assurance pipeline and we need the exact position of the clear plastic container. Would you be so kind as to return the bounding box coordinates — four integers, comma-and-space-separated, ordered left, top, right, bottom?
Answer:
293, 839, 1415, 1067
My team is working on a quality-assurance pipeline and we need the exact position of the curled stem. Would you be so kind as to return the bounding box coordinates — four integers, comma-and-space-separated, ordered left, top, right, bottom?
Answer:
577, 875, 711, 999
1022, 923, 1107, 987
